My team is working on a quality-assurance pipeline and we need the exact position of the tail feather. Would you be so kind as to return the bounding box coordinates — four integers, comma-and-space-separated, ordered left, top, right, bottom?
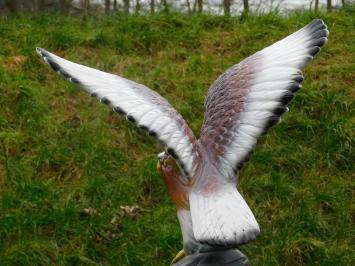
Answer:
189, 185, 260, 246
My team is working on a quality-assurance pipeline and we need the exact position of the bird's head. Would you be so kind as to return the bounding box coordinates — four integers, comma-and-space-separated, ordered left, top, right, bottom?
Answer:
157, 152, 189, 209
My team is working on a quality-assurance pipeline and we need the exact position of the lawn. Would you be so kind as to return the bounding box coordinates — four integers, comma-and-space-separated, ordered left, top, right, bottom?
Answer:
0, 6, 354, 265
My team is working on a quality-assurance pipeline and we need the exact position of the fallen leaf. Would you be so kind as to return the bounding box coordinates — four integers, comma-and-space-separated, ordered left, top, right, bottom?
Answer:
90, 234, 103, 243
120, 205, 143, 219
110, 215, 123, 229
80, 207, 97, 217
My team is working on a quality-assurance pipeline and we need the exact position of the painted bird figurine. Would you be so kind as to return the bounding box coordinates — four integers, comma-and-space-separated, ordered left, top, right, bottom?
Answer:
37, 19, 328, 265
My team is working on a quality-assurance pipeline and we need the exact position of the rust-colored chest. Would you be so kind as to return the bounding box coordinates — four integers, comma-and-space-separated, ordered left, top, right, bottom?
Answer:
159, 156, 189, 209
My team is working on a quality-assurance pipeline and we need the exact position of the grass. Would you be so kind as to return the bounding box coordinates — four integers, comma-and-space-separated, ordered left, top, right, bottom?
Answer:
0, 6, 354, 265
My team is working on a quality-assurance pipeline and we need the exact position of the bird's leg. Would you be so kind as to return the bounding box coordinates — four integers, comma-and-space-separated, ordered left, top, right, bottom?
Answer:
171, 249, 187, 264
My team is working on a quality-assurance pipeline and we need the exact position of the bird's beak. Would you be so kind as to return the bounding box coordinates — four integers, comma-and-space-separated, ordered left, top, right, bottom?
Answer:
157, 160, 162, 173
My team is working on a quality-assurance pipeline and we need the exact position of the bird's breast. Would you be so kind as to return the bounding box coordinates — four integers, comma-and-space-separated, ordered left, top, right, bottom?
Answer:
162, 170, 189, 209
160, 158, 190, 209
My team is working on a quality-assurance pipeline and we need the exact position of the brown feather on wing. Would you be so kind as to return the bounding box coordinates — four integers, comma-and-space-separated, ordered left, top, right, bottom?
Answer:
199, 19, 328, 178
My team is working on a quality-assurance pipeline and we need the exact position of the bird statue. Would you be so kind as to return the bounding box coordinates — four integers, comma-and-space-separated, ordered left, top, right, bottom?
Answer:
37, 19, 328, 265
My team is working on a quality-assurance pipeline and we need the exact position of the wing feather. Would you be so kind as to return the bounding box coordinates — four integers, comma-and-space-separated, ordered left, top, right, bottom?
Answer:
199, 19, 328, 178
37, 48, 200, 179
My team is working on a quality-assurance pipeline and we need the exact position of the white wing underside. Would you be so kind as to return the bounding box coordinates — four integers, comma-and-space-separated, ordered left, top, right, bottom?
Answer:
36, 48, 199, 179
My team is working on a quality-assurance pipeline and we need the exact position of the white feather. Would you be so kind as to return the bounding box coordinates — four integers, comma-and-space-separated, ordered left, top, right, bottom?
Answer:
190, 184, 260, 246
36, 48, 199, 178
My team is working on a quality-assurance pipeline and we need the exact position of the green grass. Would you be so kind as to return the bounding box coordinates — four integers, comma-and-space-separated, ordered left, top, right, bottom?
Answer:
0, 6, 354, 265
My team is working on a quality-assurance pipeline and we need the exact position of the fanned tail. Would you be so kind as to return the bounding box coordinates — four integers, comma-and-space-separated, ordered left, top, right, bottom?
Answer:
189, 185, 260, 246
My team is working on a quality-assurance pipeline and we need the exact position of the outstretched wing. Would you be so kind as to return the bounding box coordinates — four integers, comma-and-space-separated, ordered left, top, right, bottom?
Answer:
37, 48, 199, 179
199, 19, 328, 178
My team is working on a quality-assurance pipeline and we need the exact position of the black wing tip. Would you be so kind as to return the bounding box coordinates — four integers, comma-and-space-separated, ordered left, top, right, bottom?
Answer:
138, 124, 149, 131
148, 130, 157, 137
310, 18, 325, 25
167, 148, 179, 159
312, 29, 329, 39
36, 47, 52, 60
36, 47, 45, 56
309, 46, 321, 57
47, 58, 61, 72
280, 92, 295, 105
293, 75, 304, 84
289, 83, 301, 93
266, 116, 281, 129
36, 47, 82, 86
313, 37, 328, 48
274, 106, 288, 116
126, 115, 136, 123
113, 106, 124, 115
306, 19, 329, 54
71, 77, 81, 84
308, 19, 327, 32
39, 50, 62, 74
113, 106, 140, 126
101, 97, 110, 105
